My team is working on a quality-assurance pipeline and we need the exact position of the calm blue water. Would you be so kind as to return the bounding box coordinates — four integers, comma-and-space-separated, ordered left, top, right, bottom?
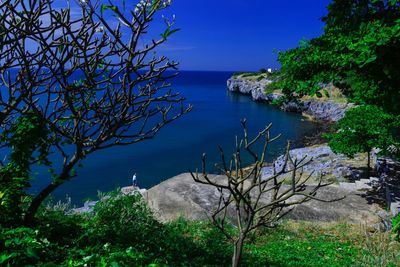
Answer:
30, 71, 316, 204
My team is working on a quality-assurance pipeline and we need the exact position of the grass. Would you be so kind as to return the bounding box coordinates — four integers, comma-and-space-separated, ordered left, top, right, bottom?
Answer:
243, 221, 400, 267
232, 72, 272, 81
301, 86, 348, 104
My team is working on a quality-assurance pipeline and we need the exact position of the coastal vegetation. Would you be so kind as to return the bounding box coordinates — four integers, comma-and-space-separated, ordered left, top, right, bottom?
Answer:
270, 0, 400, 168
1, 0, 400, 267
273, 0, 400, 114
326, 105, 400, 177
2, 191, 400, 266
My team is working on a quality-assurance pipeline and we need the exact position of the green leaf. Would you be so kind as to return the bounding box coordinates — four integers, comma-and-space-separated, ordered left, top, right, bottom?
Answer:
161, 28, 180, 39
152, 0, 161, 11
100, 5, 118, 16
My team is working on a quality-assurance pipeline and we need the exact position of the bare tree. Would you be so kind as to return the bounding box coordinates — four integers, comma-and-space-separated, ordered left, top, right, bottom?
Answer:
0, 0, 191, 225
191, 120, 343, 267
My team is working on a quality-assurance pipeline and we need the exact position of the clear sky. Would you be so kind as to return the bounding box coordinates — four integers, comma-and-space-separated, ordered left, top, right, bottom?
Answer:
61, 0, 331, 72
154, 0, 331, 72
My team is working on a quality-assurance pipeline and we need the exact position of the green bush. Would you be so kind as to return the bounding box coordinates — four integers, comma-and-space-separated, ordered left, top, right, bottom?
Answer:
0, 227, 52, 266
392, 213, 400, 240
271, 95, 290, 107
0, 192, 232, 266
2, 192, 399, 266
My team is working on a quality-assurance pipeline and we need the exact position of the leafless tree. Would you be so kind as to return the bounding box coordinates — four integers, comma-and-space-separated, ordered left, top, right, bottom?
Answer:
191, 120, 343, 267
0, 0, 191, 225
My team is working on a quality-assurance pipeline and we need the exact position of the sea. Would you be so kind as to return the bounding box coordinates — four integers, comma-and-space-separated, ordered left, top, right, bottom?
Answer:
29, 71, 317, 204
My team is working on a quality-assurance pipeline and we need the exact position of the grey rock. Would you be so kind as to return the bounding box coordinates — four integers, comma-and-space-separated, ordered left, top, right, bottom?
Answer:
262, 144, 372, 183
227, 77, 282, 102
355, 179, 373, 191
339, 182, 357, 192
144, 173, 384, 226
302, 100, 355, 122
280, 101, 305, 113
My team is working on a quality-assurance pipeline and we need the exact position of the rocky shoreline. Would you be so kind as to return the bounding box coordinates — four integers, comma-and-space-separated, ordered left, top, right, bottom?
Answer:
72, 144, 391, 229
141, 144, 391, 228
227, 76, 354, 122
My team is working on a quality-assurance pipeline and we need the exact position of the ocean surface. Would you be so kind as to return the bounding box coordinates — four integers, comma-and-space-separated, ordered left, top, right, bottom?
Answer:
30, 71, 317, 204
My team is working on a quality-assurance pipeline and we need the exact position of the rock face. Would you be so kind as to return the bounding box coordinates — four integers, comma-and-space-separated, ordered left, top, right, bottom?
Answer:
143, 172, 384, 226
227, 77, 282, 102
302, 100, 355, 122
227, 77, 353, 122
262, 144, 372, 183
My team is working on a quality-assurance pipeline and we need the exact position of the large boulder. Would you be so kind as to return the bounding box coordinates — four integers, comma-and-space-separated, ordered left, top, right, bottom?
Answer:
143, 172, 384, 226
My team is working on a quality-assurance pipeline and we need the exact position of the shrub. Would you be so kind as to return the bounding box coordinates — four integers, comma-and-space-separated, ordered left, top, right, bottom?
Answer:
392, 213, 400, 240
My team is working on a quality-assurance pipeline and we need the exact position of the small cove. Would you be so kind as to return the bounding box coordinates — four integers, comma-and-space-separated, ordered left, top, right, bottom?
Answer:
30, 71, 317, 204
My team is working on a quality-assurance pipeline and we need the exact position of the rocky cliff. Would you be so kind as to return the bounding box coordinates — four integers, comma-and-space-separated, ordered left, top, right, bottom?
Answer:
227, 77, 354, 122
227, 77, 282, 102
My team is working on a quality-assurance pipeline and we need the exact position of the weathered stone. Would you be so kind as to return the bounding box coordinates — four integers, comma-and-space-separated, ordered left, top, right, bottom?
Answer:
339, 182, 357, 191
355, 179, 373, 191
143, 173, 385, 226
262, 144, 369, 183
227, 77, 282, 102
280, 101, 305, 113
302, 100, 355, 122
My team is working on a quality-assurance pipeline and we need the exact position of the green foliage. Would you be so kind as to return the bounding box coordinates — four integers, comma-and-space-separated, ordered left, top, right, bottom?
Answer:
326, 105, 399, 157
274, 0, 400, 114
392, 213, 400, 240
0, 193, 231, 266
1, 194, 399, 266
271, 95, 292, 107
232, 72, 259, 78
0, 227, 52, 266
0, 114, 50, 226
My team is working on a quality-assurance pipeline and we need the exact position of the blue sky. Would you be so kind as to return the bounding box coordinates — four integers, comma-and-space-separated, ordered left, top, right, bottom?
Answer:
155, 0, 331, 71
61, 0, 330, 72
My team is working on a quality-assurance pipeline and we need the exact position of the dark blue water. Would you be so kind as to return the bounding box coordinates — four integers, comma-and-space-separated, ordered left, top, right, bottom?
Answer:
30, 71, 316, 203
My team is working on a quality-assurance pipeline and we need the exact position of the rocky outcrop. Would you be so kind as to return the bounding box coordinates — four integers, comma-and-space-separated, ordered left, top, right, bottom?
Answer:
302, 100, 355, 122
262, 144, 372, 182
227, 77, 282, 102
227, 77, 353, 122
143, 172, 385, 226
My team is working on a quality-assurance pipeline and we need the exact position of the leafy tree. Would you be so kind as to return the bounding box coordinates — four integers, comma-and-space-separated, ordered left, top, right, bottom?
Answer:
326, 105, 399, 178
0, 114, 50, 226
273, 0, 400, 114
0, 0, 191, 226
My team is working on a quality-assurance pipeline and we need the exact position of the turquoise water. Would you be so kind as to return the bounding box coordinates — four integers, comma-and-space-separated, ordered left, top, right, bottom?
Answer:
31, 71, 316, 204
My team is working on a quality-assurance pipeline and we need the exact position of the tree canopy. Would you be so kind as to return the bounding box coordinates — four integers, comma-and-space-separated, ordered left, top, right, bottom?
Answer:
326, 105, 399, 176
274, 0, 400, 114
0, 0, 191, 226
327, 105, 399, 156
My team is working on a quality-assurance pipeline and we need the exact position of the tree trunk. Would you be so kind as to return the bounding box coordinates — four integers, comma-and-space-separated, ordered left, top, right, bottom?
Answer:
24, 182, 62, 226
24, 156, 78, 226
367, 150, 371, 179
232, 233, 246, 267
